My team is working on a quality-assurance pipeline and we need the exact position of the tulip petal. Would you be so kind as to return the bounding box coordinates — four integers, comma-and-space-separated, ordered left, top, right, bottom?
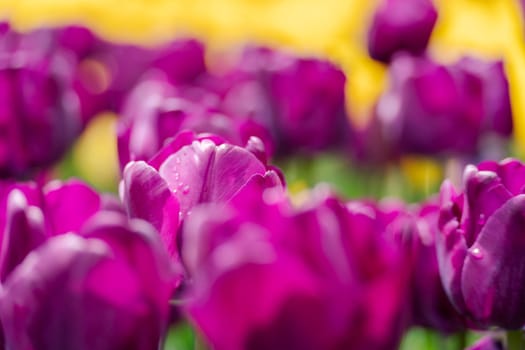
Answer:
462, 165, 512, 246
0, 189, 46, 282
159, 140, 266, 217
44, 179, 102, 235
122, 161, 177, 233
461, 194, 525, 329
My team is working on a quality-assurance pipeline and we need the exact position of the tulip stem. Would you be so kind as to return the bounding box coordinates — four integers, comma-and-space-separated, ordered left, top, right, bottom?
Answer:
507, 330, 525, 350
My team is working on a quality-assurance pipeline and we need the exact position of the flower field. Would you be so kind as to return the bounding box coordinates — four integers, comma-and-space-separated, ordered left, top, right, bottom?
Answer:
0, 0, 523, 349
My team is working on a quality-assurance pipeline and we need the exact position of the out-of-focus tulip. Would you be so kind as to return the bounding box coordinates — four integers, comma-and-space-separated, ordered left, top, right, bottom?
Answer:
0, 212, 179, 350
182, 188, 409, 350
437, 158, 525, 329
69, 32, 206, 121
367, 0, 437, 63
392, 198, 467, 332
0, 179, 123, 282
375, 54, 512, 157
220, 47, 349, 155
0, 38, 81, 177
120, 131, 283, 260
151, 39, 206, 85
117, 75, 272, 169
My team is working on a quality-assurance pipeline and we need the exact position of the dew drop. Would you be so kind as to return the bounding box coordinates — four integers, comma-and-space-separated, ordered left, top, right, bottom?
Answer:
471, 247, 483, 259
174, 172, 180, 180
175, 157, 181, 164
182, 185, 190, 194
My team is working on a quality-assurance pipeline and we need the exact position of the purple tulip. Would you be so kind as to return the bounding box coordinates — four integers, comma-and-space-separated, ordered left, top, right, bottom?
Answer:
0, 179, 123, 282
0, 38, 81, 177
375, 54, 513, 156
367, 0, 438, 63
182, 188, 409, 350
117, 75, 273, 169
150, 39, 206, 84
0, 212, 179, 350
391, 198, 467, 332
120, 131, 283, 260
55, 25, 103, 60
220, 46, 349, 154
69, 32, 206, 121
437, 158, 525, 329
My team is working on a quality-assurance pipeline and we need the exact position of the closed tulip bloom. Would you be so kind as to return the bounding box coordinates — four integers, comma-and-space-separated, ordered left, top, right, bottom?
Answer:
437, 158, 525, 329
376, 54, 512, 156
0, 45, 81, 177
120, 131, 283, 260
0, 212, 179, 350
367, 0, 438, 63
220, 47, 349, 155
183, 188, 409, 350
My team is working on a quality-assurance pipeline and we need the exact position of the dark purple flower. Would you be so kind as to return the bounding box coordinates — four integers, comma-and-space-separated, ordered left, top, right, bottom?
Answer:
70, 35, 206, 121
375, 54, 513, 156
219, 47, 349, 154
120, 131, 283, 260
182, 188, 409, 350
0, 40, 81, 177
437, 158, 525, 329
0, 212, 179, 350
56, 25, 103, 60
367, 0, 438, 63
391, 198, 467, 332
151, 39, 206, 84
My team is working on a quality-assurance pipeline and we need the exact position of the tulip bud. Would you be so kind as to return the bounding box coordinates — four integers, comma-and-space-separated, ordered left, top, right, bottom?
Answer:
367, 0, 438, 63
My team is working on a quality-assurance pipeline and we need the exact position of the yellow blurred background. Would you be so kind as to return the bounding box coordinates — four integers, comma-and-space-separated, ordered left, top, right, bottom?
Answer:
1, 0, 524, 190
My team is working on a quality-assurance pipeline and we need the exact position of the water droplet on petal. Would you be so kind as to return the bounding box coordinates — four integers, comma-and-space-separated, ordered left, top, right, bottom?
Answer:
182, 185, 190, 194
175, 157, 181, 164
471, 247, 483, 259
174, 172, 180, 180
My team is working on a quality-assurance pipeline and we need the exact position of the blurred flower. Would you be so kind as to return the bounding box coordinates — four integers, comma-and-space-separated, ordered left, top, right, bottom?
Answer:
0, 29, 82, 178
219, 47, 349, 155
392, 198, 467, 332
182, 188, 409, 350
0, 211, 179, 350
120, 131, 283, 260
437, 158, 525, 329
117, 75, 272, 169
374, 54, 512, 157
0, 179, 123, 282
367, 0, 437, 63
